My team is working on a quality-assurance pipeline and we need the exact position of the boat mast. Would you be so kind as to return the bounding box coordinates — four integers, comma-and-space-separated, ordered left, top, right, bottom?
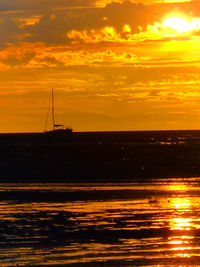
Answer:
52, 88, 55, 131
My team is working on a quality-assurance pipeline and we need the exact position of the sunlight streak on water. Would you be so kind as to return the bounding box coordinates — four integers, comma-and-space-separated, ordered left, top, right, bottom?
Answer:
1, 179, 200, 266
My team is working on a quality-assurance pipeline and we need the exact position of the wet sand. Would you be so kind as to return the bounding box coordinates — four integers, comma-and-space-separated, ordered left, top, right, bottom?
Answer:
1, 179, 200, 266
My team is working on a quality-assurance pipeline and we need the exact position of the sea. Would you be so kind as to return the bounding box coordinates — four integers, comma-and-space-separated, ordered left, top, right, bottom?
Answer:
1, 179, 200, 266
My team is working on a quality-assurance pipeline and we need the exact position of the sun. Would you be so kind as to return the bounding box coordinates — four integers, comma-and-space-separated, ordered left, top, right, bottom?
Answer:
162, 14, 200, 34
163, 17, 191, 33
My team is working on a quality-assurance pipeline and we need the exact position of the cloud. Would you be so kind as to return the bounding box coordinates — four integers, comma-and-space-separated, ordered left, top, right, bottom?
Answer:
0, 0, 200, 47
0, 43, 138, 69
0, 0, 96, 12
0, 18, 22, 47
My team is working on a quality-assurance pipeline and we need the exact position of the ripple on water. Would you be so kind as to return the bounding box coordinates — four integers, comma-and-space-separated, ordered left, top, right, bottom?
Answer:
0, 179, 200, 266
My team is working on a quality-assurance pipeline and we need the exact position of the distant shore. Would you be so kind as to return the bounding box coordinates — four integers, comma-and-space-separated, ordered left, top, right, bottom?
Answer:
0, 130, 200, 182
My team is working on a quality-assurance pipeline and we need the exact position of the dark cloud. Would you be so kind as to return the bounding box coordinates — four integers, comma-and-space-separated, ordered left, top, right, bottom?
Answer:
0, 18, 21, 47
0, 0, 95, 12
23, 2, 159, 44
1, 0, 200, 47
24, 1, 200, 43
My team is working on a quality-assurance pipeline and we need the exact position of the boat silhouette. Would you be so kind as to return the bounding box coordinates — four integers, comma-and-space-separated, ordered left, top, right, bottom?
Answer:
44, 88, 73, 134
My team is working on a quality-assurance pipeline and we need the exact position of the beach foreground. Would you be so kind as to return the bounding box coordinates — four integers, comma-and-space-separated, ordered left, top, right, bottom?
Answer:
1, 179, 200, 266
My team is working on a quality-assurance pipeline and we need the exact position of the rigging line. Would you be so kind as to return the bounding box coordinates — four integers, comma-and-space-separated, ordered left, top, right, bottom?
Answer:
44, 91, 51, 132
52, 88, 55, 131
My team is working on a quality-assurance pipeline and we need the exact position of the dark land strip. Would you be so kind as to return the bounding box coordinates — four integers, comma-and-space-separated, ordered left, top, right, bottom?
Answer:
0, 130, 200, 181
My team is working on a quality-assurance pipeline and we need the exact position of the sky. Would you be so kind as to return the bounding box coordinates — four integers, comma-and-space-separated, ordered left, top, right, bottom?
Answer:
1, 0, 200, 132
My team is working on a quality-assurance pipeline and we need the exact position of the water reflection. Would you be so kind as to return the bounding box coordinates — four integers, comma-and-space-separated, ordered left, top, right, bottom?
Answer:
170, 197, 191, 210
170, 218, 192, 231
0, 179, 200, 266
165, 183, 195, 259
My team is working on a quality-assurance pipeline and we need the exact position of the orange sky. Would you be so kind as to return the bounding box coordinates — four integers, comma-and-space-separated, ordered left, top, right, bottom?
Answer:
1, 0, 200, 132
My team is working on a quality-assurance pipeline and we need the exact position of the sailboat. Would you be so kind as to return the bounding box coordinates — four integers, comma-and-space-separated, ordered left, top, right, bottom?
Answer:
44, 88, 73, 134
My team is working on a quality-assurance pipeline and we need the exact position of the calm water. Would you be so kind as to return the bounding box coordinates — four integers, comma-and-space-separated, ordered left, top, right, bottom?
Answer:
1, 179, 200, 266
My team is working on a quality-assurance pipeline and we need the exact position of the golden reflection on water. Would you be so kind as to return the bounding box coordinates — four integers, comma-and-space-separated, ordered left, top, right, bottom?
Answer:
170, 218, 192, 231
170, 197, 191, 210
2, 180, 200, 266
165, 182, 195, 258
169, 236, 193, 259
